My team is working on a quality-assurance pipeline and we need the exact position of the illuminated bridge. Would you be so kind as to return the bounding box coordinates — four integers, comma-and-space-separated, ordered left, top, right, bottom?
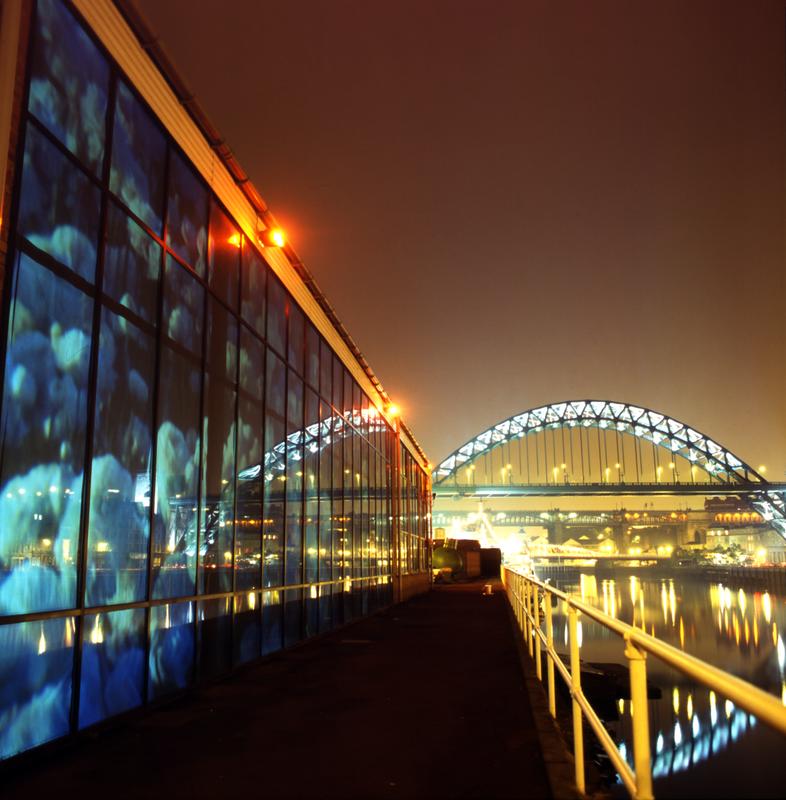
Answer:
432, 400, 786, 536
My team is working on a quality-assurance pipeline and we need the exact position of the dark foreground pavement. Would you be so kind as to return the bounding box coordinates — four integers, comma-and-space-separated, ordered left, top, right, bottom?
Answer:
3, 581, 552, 799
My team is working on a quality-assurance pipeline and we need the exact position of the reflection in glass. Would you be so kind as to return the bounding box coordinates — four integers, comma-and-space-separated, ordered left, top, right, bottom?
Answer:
200, 301, 237, 595
79, 608, 144, 728
148, 601, 194, 699
28, 0, 108, 175
86, 311, 154, 606
18, 123, 100, 282
305, 323, 319, 390
166, 150, 207, 276
263, 351, 285, 587
287, 301, 304, 372
104, 203, 160, 324
319, 339, 332, 401
208, 202, 240, 309
286, 372, 303, 586
234, 592, 261, 665
241, 243, 266, 337
267, 278, 286, 357
262, 589, 282, 655
236, 329, 264, 591
152, 347, 200, 598
0, 253, 92, 614
110, 81, 165, 233
318, 400, 332, 584
163, 256, 204, 354
200, 381, 236, 594
0, 616, 74, 759
198, 597, 232, 679
304, 389, 319, 584
284, 587, 302, 646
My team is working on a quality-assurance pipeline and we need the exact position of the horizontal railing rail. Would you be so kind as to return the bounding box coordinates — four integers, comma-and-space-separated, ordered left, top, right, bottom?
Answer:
502, 566, 786, 800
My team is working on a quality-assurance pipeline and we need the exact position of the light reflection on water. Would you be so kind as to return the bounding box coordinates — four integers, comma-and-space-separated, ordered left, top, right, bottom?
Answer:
543, 569, 786, 798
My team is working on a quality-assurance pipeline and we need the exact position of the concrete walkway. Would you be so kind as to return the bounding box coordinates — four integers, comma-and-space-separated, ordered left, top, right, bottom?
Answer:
4, 581, 552, 799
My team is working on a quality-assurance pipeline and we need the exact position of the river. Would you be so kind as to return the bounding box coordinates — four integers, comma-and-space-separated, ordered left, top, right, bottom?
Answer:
535, 567, 786, 798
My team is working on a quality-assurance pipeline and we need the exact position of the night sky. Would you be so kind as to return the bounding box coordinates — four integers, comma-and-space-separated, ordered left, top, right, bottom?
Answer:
134, 0, 785, 476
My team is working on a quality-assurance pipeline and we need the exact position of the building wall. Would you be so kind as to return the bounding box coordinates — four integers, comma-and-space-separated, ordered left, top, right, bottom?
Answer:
0, 0, 431, 763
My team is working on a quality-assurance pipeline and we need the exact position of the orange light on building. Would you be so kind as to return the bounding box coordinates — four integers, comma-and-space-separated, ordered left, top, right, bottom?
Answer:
227, 232, 241, 248
387, 403, 401, 418
258, 227, 286, 248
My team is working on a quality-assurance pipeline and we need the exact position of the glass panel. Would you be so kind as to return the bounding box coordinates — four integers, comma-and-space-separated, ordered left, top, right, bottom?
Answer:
148, 601, 194, 699
304, 390, 319, 584
287, 301, 304, 373
331, 410, 344, 582
319, 338, 332, 402
152, 347, 200, 599
240, 243, 266, 337
236, 329, 263, 591
263, 351, 285, 587
331, 354, 342, 415
261, 589, 282, 655
199, 344, 236, 596
104, 202, 160, 324
205, 295, 237, 382
198, 596, 231, 679
285, 372, 303, 586
266, 278, 286, 357
78, 608, 145, 728
0, 616, 75, 759
318, 401, 332, 583
109, 81, 166, 233
305, 323, 319, 390
283, 587, 302, 646
0, 254, 92, 614
166, 150, 207, 276
239, 326, 264, 400
207, 202, 240, 310
234, 591, 260, 665
163, 255, 203, 354
86, 311, 154, 606
18, 123, 101, 282
28, 0, 109, 175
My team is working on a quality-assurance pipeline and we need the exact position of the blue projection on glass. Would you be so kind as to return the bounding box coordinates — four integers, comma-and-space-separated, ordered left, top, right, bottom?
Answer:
28, 0, 109, 176
0, 252, 91, 615
78, 608, 145, 728
0, 617, 75, 760
0, 0, 407, 767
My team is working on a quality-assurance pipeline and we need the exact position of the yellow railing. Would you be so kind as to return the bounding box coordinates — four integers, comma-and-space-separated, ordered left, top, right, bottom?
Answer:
502, 566, 786, 800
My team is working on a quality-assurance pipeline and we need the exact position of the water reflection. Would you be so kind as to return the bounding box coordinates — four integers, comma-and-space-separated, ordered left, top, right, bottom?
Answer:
543, 569, 786, 797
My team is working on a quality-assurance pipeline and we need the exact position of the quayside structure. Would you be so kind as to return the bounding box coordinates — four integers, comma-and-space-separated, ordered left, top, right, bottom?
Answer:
0, 0, 432, 763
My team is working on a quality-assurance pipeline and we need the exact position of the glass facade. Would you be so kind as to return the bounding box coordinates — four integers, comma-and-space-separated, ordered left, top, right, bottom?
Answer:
0, 0, 431, 763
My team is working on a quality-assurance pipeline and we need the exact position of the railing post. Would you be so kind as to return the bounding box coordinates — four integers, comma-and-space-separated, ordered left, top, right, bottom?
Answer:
625, 634, 653, 800
526, 580, 534, 657
534, 582, 542, 681
568, 606, 585, 795
545, 591, 556, 718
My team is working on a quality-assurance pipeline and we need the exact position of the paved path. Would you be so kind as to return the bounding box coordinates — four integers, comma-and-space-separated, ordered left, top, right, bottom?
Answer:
4, 581, 552, 799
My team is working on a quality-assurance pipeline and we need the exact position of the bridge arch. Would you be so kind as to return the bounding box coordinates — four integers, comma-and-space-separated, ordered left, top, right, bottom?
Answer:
432, 400, 786, 536
433, 400, 764, 486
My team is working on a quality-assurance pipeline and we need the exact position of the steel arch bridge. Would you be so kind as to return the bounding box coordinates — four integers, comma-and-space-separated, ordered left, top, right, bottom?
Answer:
432, 400, 786, 536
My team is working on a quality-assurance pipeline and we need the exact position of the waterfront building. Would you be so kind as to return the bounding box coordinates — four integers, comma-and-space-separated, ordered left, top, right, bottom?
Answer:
0, 0, 432, 762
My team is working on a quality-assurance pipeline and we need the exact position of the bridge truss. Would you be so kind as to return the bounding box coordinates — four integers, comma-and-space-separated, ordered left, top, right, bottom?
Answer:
432, 400, 786, 537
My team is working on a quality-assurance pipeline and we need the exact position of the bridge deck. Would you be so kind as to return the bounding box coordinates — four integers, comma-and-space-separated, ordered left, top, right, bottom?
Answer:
3, 583, 552, 799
